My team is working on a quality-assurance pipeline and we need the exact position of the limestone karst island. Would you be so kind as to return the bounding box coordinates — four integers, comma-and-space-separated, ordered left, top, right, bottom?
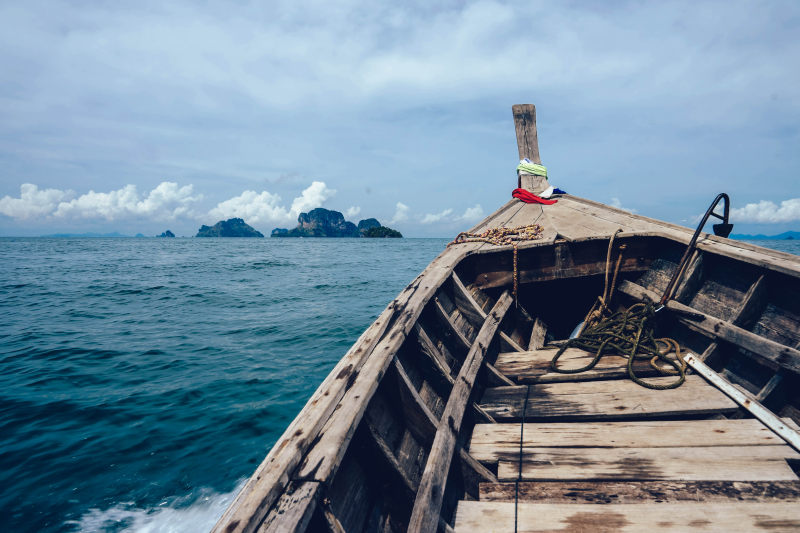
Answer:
193, 209, 402, 238
272, 208, 402, 238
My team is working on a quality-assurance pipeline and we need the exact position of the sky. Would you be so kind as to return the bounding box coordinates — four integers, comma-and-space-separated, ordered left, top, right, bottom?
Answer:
0, 0, 798, 237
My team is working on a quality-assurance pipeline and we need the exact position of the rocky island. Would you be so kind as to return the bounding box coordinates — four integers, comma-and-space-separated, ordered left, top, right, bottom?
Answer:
271, 208, 402, 238
196, 218, 264, 237
157, 230, 175, 238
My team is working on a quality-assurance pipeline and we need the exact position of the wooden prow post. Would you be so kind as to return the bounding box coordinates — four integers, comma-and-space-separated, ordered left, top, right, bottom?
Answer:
512, 104, 541, 164
512, 104, 550, 192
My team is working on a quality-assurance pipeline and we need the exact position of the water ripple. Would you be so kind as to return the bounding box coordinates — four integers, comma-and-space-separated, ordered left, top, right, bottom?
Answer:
0, 237, 449, 532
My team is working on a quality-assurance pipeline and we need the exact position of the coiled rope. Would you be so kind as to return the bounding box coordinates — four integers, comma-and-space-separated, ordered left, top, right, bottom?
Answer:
449, 224, 544, 306
550, 231, 687, 390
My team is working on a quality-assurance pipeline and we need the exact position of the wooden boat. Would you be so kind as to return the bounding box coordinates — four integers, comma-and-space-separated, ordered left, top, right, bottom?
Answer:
213, 105, 800, 533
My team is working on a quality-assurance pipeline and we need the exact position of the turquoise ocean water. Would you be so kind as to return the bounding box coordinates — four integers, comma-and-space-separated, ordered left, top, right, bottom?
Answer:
0, 237, 797, 532
0, 238, 448, 532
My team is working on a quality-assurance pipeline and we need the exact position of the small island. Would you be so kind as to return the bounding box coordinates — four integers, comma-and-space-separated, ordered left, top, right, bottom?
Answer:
271, 208, 402, 238
157, 230, 175, 238
196, 218, 264, 237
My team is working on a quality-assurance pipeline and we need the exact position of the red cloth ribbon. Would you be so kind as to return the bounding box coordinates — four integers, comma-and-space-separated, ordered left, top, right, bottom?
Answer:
512, 188, 558, 205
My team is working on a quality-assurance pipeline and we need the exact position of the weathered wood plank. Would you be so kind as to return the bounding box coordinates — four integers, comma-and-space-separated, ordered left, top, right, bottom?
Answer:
512, 104, 541, 165
390, 358, 497, 491
408, 291, 513, 533
685, 353, 800, 452
757, 371, 784, 402
414, 324, 456, 384
473, 247, 647, 289
494, 347, 661, 384
458, 448, 498, 484
213, 305, 395, 533
618, 279, 800, 374
392, 358, 438, 446
414, 324, 498, 424
527, 318, 547, 351
734, 274, 768, 328
322, 508, 346, 533
672, 251, 704, 302
470, 402, 496, 424
484, 362, 515, 386
479, 480, 800, 504
433, 298, 471, 352
479, 375, 738, 421
454, 501, 800, 532
257, 481, 320, 533
450, 272, 525, 352
496, 445, 800, 481
294, 246, 472, 486
450, 278, 486, 328
469, 419, 794, 463
545, 205, 628, 241
689, 274, 768, 371
562, 194, 800, 280
365, 420, 416, 499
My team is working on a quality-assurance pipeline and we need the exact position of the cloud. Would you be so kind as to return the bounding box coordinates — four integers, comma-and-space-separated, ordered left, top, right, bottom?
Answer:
421, 208, 453, 224
208, 181, 335, 225
0, 184, 73, 220
0, 182, 200, 221
730, 198, 800, 223
609, 197, 637, 213
345, 206, 361, 218
391, 202, 409, 224
53, 182, 201, 220
458, 204, 484, 221
288, 181, 336, 218
208, 190, 288, 225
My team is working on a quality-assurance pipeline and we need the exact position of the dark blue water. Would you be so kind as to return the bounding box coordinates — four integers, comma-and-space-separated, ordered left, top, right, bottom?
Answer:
0, 238, 449, 532
740, 239, 800, 255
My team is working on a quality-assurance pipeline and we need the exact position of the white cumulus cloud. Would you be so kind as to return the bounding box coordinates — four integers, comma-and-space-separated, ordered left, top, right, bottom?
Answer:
391, 202, 409, 224
730, 198, 800, 223
458, 204, 484, 221
0, 184, 74, 220
208, 190, 289, 225
0, 182, 200, 221
345, 206, 361, 218
289, 181, 336, 219
421, 208, 453, 224
209, 181, 336, 225
53, 182, 201, 220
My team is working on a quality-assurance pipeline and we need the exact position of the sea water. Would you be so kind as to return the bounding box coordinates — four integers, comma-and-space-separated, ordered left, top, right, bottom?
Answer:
0, 238, 448, 532
0, 237, 797, 532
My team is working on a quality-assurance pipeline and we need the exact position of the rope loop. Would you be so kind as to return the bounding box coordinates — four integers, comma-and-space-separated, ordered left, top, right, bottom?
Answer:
550, 302, 686, 389
550, 231, 686, 390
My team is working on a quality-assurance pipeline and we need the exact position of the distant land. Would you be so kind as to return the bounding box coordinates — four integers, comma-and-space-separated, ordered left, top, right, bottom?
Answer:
40, 231, 142, 238
271, 208, 402, 238
196, 218, 264, 237
730, 231, 800, 240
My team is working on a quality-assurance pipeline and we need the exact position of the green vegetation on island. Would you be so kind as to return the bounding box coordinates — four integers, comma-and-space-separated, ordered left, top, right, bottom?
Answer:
196, 218, 264, 237
271, 208, 402, 238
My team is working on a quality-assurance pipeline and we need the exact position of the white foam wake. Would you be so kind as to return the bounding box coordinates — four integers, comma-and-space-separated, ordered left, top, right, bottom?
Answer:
68, 480, 245, 533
